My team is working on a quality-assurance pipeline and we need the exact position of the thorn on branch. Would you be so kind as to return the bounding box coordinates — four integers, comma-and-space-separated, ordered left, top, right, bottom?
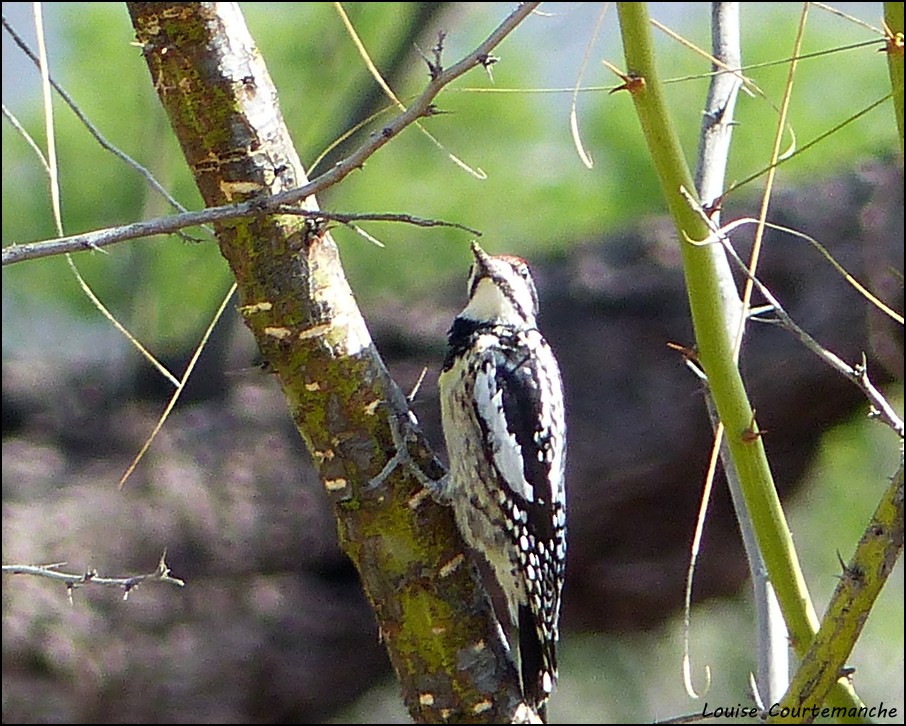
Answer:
701, 197, 723, 219
416, 31, 447, 81
178, 231, 208, 245
835, 550, 866, 589
882, 21, 903, 57
614, 73, 645, 94
746, 304, 778, 322
477, 53, 499, 69
430, 31, 446, 79
741, 410, 766, 443
602, 60, 645, 95
423, 104, 447, 118
667, 341, 705, 381
2, 551, 185, 603
478, 53, 499, 82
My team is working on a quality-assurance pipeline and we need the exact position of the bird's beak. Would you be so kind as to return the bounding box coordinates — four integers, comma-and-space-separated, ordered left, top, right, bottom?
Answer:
470, 241, 492, 270
467, 242, 493, 299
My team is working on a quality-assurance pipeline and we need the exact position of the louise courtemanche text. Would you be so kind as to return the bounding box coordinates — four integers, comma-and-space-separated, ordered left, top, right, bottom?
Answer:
701, 702, 898, 720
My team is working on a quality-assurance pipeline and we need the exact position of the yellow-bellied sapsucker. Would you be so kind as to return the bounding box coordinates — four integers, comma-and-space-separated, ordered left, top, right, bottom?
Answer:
436, 241, 567, 716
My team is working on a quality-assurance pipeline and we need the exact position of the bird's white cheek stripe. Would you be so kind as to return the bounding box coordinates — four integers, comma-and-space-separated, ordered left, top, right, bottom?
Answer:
509, 279, 536, 324
474, 367, 535, 503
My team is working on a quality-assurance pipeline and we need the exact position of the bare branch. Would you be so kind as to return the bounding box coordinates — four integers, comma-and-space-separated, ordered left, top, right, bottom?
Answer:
2, 2, 539, 267
2, 551, 185, 602
3, 204, 254, 264
691, 3, 789, 709
683, 202, 905, 439
273, 207, 483, 236
1, 14, 187, 215
739, 271, 903, 439
3, 206, 482, 265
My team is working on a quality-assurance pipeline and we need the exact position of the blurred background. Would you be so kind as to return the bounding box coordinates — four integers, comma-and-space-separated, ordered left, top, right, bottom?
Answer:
2, 2, 902, 723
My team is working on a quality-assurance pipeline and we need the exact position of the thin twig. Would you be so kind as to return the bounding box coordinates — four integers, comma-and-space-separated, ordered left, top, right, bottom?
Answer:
692, 3, 790, 708
753, 312, 905, 439
2, 14, 188, 215
3, 206, 482, 265
2, 551, 185, 602
687, 209, 905, 439
367, 410, 437, 492
2, 103, 51, 174
2, 2, 541, 267
684, 2, 785, 705
273, 207, 483, 236
118, 283, 238, 489
333, 7, 483, 179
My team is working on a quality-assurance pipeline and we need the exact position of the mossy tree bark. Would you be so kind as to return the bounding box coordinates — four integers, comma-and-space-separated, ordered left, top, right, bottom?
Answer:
127, 3, 529, 722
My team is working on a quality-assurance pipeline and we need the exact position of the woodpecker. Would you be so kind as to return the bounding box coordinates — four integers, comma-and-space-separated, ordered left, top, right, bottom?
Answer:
437, 241, 567, 717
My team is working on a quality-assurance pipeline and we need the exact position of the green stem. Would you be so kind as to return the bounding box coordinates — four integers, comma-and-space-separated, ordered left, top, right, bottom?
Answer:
616, 3, 866, 719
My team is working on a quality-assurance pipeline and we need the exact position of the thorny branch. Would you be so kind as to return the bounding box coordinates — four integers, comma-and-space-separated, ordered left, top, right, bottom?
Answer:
2, 551, 185, 603
272, 208, 482, 236
682, 188, 905, 440
2, 2, 541, 266
742, 269, 903, 438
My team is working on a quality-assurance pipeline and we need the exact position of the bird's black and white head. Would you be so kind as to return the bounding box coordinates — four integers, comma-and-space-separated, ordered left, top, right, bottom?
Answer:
460, 241, 540, 329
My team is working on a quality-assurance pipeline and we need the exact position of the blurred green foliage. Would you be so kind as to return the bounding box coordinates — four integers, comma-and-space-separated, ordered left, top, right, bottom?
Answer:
2, 3, 897, 352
